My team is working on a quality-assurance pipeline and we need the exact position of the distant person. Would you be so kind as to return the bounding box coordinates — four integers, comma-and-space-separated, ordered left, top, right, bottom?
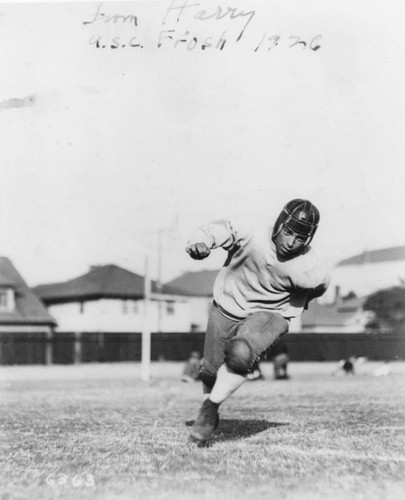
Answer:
185, 199, 330, 444
333, 357, 356, 376
273, 346, 290, 380
181, 351, 202, 383
342, 358, 355, 375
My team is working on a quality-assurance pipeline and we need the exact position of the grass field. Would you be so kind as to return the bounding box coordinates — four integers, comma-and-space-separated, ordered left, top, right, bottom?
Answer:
1, 361, 405, 500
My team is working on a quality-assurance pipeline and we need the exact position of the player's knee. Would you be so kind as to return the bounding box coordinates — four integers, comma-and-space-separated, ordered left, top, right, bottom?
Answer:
199, 370, 217, 389
224, 338, 255, 375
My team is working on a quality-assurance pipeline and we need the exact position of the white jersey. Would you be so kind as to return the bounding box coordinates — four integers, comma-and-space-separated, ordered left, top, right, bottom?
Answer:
187, 214, 330, 319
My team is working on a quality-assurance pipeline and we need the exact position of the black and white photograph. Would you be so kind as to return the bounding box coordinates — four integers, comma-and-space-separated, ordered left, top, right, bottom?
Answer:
1, 1, 405, 499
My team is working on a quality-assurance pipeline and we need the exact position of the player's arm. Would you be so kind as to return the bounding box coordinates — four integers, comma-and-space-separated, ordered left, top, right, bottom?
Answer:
185, 218, 242, 261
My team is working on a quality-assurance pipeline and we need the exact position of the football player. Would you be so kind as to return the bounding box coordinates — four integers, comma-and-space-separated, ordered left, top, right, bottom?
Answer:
186, 199, 330, 444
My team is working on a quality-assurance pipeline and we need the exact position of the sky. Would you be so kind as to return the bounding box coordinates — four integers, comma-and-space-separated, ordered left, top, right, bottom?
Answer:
0, 0, 404, 286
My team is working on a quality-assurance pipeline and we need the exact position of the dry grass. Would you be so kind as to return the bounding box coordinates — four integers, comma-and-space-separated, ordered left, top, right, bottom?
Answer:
1, 361, 405, 500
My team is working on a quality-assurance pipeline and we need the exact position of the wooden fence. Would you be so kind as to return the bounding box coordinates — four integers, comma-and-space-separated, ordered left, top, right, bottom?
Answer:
0, 331, 404, 365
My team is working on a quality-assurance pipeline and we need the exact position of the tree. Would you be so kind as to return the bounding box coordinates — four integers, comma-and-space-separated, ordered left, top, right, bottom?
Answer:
364, 287, 405, 333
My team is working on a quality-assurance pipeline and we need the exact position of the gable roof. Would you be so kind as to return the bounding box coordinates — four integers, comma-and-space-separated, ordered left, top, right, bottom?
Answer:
165, 269, 219, 297
34, 264, 182, 304
338, 246, 405, 266
0, 257, 56, 325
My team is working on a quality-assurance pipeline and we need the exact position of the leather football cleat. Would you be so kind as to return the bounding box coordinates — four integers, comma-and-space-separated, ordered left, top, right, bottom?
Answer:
189, 399, 220, 443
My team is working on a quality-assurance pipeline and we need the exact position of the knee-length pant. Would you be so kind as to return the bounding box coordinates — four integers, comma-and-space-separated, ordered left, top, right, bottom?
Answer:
201, 302, 289, 383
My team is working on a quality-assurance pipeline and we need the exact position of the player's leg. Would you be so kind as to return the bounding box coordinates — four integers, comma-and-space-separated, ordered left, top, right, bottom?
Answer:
208, 340, 252, 404
191, 310, 288, 443
236, 311, 289, 369
190, 304, 238, 443
208, 364, 246, 402
192, 361, 247, 443
208, 312, 288, 404
198, 303, 239, 395
191, 309, 288, 443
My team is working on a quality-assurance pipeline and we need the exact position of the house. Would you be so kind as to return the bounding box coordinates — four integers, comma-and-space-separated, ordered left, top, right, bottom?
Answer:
165, 270, 218, 332
0, 257, 56, 365
301, 295, 373, 333
326, 246, 405, 301
33, 264, 193, 333
0, 257, 55, 334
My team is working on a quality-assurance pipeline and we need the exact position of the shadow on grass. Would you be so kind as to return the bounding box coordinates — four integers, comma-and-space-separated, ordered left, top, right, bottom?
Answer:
186, 419, 288, 446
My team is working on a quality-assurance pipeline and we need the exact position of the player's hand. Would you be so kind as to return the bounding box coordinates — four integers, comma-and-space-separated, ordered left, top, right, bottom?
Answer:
186, 243, 211, 260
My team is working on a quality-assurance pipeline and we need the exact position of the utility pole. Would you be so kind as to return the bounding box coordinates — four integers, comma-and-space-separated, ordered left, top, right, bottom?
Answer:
141, 256, 152, 381
143, 223, 177, 333
156, 229, 163, 332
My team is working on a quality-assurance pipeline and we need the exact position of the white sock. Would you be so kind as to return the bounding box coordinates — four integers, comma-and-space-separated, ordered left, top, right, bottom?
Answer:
208, 364, 247, 405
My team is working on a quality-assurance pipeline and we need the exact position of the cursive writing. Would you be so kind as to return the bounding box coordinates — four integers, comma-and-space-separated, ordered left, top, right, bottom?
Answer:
161, 0, 255, 41
83, 3, 138, 27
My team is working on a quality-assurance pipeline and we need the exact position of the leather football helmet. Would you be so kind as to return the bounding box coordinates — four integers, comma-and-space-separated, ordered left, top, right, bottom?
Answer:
273, 199, 320, 245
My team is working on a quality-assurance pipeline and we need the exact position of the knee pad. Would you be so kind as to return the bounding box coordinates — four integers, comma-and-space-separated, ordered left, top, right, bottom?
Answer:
224, 338, 255, 375
199, 370, 217, 389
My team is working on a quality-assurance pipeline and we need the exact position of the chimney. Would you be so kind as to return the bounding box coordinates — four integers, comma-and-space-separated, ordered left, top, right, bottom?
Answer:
334, 286, 342, 307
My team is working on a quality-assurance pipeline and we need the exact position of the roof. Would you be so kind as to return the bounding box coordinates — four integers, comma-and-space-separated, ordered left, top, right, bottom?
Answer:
337, 295, 368, 312
165, 270, 219, 297
302, 301, 364, 328
338, 246, 405, 266
34, 264, 182, 304
0, 257, 56, 325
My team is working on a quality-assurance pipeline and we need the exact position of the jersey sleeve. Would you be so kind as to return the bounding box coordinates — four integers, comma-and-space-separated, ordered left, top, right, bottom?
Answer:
306, 275, 330, 301
301, 261, 331, 302
187, 215, 253, 251
289, 261, 330, 314
293, 251, 330, 291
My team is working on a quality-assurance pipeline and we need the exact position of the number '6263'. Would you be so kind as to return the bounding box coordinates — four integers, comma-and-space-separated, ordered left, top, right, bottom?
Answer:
45, 473, 95, 487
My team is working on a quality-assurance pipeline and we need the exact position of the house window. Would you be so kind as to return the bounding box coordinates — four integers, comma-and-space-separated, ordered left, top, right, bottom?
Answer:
0, 291, 8, 310
79, 302, 85, 314
166, 301, 175, 316
133, 301, 139, 314
0, 288, 15, 312
122, 300, 128, 314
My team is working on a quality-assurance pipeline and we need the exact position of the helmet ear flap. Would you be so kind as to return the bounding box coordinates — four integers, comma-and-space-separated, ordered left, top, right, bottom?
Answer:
272, 221, 283, 239
272, 209, 289, 239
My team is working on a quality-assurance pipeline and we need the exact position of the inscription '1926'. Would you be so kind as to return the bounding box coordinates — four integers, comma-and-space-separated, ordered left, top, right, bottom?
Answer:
83, 2, 322, 53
